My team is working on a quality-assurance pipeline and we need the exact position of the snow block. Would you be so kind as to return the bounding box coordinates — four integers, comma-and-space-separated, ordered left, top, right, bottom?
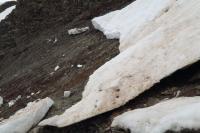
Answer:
0, 97, 54, 133
112, 97, 200, 133
92, 0, 176, 51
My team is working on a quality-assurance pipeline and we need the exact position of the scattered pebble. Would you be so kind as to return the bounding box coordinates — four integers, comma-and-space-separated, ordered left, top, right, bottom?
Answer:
71, 64, 74, 68
54, 65, 60, 71
77, 64, 83, 68
31, 93, 35, 96
53, 37, 58, 43
36, 90, 41, 95
8, 95, 22, 107
0, 96, 3, 107
175, 90, 181, 97
50, 72, 54, 75
64, 91, 71, 98
27, 96, 31, 99
68, 26, 89, 35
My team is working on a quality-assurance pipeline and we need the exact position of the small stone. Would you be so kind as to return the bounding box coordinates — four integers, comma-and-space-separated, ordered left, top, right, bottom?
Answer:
77, 64, 83, 68
54, 65, 60, 71
64, 91, 71, 98
36, 91, 41, 95
8, 100, 15, 107
175, 90, 181, 97
0, 96, 3, 107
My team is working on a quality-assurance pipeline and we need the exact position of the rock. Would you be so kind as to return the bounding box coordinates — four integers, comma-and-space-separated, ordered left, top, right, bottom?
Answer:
112, 97, 200, 133
68, 27, 89, 35
39, 0, 200, 128
8, 95, 21, 107
0, 96, 3, 107
77, 64, 83, 68
64, 91, 71, 98
0, 97, 54, 133
54, 65, 60, 71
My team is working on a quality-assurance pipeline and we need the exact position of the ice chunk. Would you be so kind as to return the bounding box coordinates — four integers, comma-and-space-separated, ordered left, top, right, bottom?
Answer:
112, 97, 200, 133
0, 97, 54, 133
0, 96, 3, 107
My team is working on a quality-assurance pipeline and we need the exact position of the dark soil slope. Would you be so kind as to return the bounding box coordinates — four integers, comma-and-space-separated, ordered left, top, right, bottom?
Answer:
1, 1, 200, 133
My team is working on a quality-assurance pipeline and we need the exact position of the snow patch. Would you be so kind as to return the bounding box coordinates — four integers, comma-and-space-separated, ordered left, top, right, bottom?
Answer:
0, 96, 3, 107
0, 97, 54, 133
0, 5, 16, 22
112, 97, 200, 133
92, 0, 176, 51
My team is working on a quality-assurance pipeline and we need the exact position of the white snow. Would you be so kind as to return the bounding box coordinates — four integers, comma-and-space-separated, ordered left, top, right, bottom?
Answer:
112, 97, 200, 133
68, 27, 89, 35
0, 96, 3, 107
0, 5, 16, 22
92, 0, 176, 51
39, 0, 200, 128
64, 91, 71, 98
0, 97, 54, 133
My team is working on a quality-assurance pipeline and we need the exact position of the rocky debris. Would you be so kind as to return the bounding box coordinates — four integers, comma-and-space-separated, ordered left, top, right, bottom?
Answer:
68, 27, 89, 35
112, 97, 200, 133
0, 97, 54, 133
0, 96, 3, 107
64, 91, 71, 98
39, 0, 200, 128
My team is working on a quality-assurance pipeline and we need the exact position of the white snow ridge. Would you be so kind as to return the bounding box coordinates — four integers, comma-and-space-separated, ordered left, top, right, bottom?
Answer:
112, 97, 200, 133
0, 97, 54, 133
39, 0, 200, 128
0, 6, 16, 22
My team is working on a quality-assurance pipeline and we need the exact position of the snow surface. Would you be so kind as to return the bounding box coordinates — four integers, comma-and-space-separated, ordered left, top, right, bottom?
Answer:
0, 97, 54, 133
112, 97, 200, 133
0, 5, 16, 22
64, 91, 71, 98
92, 0, 176, 51
39, 0, 200, 128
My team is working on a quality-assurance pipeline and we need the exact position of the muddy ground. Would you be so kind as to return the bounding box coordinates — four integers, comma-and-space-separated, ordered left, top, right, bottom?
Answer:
0, 0, 200, 133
